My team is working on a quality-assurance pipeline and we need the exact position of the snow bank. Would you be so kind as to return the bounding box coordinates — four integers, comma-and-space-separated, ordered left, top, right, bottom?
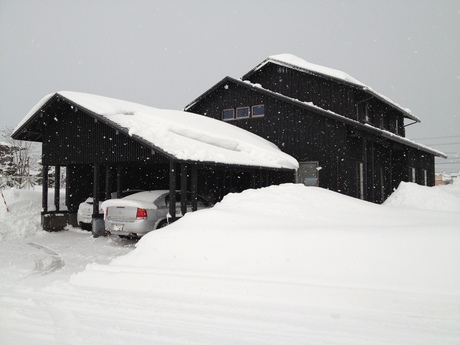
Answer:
0, 188, 69, 242
72, 184, 460, 296
384, 181, 460, 212
0, 189, 43, 241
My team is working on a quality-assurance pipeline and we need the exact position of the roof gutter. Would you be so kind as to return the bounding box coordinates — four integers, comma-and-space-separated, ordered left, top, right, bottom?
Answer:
404, 119, 418, 128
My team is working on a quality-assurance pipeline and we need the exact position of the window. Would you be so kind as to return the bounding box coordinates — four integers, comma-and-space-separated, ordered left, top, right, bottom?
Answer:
236, 106, 250, 119
409, 167, 416, 182
364, 104, 371, 123
358, 162, 364, 199
423, 169, 428, 186
252, 104, 265, 117
297, 162, 319, 186
222, 108, 234, 121
395, 118, 400, 135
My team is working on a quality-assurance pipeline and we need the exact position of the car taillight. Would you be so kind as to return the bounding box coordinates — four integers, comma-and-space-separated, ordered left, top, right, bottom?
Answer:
136, 208, 147, 219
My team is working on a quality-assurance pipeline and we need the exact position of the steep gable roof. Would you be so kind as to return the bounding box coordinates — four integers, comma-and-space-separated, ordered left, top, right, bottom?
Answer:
12, 92, 298, 170
242, 54, 420, 123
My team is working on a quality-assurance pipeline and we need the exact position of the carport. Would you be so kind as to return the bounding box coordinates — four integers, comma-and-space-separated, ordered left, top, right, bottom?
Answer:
12, 92, 298, 235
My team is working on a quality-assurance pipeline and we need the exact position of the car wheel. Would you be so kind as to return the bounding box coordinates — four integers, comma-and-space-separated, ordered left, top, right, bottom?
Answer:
157, 220, 168, 229
80, 224, 91, 231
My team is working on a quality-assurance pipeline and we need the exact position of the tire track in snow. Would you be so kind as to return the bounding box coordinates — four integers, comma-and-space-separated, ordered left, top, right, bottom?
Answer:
27, 242, 65, 275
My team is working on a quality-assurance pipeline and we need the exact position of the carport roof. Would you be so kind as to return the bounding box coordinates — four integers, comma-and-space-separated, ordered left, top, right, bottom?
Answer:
13, 91, 298, 170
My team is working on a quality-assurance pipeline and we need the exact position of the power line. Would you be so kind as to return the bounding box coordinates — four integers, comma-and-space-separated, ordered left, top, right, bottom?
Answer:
429, 142, 460, 146
412, 135, 460, 140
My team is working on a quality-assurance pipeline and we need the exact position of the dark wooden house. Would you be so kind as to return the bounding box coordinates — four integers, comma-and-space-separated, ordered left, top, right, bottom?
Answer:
12, 92, 296, 232
185, 54, 445, 203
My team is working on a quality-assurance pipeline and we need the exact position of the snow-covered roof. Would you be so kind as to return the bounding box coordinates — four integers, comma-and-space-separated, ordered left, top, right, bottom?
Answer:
252, 54, 420, 123
14, 91, 298, 170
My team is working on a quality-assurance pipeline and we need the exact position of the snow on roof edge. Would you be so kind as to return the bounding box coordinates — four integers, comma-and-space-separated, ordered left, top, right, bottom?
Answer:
12, 93, 55, 135
14, 91, 299, 170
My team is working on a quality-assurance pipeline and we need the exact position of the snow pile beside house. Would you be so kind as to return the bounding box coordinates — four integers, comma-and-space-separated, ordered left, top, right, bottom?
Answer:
0, 188, 43, 241
384, 181, 460, 212
72, 183, 460, 296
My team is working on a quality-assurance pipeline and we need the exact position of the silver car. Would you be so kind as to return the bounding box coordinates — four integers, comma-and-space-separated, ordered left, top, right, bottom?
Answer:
77, 190, 144, 230
102, 190, 213, 238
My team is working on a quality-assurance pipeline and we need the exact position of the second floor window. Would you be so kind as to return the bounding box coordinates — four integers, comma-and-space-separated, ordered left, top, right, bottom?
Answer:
222, 108, 235, 120
252, 104, 265, 117
236, 106, 250, 119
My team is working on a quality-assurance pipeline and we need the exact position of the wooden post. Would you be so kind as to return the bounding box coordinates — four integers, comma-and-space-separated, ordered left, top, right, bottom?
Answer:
191, 164, 198, 211
169, 160, 176, 221
42, 165, 49, 213
54, 165, 60, 212
116, 166, 123, 198
362, 139, 368, 201
105, 166, 111, 200
180, 163, 187, 216
92, 164, 105, 236
92, 164, 100, 217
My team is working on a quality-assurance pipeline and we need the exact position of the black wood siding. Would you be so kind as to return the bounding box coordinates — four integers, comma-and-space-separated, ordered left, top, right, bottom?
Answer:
186, 78, 435, 203
244, 62, 406, 136
41, 101, 166, 166
246, 63, 356, 119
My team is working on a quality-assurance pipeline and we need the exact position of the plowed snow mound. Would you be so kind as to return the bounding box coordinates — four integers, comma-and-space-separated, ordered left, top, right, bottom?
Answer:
383, 181, 460, 212
0, 189, 43, 241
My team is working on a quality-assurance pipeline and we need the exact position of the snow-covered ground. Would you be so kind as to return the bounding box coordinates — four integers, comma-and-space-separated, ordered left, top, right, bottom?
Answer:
0, 182, 459, 344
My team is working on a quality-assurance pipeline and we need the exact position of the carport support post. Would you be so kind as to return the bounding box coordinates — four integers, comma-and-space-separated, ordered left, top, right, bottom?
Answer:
116, 165, 123, 198
41, 165, 49, 230
105, 166, 112, 200
180, 163, 187, 216
42, 165, 49, 214
169, 160, 176, 222
191, 164, 198, 211
91, 164, 105, 237
54, 165, 60, 212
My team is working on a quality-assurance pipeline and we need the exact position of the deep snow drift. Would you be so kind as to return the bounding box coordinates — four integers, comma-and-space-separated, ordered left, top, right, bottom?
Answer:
1, 182, 459, 344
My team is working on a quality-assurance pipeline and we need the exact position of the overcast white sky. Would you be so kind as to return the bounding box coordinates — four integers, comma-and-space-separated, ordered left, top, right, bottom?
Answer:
1, 0, 459, 172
